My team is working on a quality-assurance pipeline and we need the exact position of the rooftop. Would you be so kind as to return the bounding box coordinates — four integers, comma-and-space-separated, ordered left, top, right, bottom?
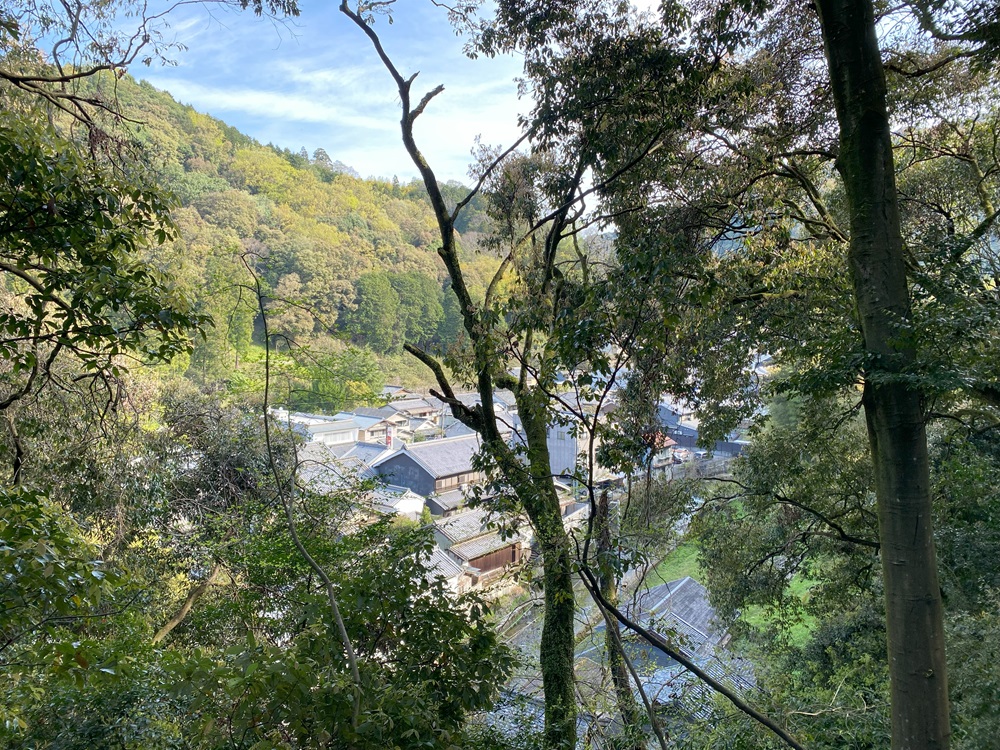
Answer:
324, 441, 390, 466
378, 433, 483, 479
450, 531, 517, 561
627, 577, 723, 654
434, 506, 496, 543
353, 405, 399, 420
426, 547, 464, 580
390, 398, 438, 413
431, 488, 466, 512
334, 412, 389, 429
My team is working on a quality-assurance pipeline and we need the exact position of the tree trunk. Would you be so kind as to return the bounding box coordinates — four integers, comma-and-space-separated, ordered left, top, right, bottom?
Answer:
517, 398, 578, 750
814, 1, 951, 747
153, 563, 222, 644
595, 487, 643, 742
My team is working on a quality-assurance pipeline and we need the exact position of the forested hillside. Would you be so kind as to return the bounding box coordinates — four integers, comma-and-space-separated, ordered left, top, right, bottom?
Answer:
4, 0, 1000, 748
96, 73, 497, 395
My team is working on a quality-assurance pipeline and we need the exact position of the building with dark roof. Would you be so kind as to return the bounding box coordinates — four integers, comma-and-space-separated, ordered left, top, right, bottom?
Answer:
433, 507, 530, 584
371, 433, 484, 497
626, 577, 726, 657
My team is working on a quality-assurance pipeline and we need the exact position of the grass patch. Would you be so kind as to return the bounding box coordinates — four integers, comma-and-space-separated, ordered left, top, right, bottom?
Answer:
739, 574, 818, 647
644, 541, 701, 587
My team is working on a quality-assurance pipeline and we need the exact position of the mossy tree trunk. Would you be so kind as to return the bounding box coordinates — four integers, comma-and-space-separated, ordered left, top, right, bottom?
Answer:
595, 487, 643, 740
341, 6, 579, 747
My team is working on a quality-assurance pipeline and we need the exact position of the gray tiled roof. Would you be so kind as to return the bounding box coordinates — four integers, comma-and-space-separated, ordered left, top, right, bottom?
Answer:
353, 406, 398, 419
627, 577, 723, 653
432, 488, 466, 512
453, 392, 482, 406
343, 442, 391, 466
390, 398, 437, 413
434, 506, 494, 543
450, 531, 516, 561
308, 419, 359, 433
426, 547, 464, 580
373, 485, 423, 511
443, 420, 475, 438
323, 441, 389, 466
296, 443, 377, 491
404, 433, 482, 478
493, 389, 516, 408
334, 412, 387, 429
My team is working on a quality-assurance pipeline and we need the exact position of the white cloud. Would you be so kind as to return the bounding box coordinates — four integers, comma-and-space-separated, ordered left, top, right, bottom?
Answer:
140, 0, 528, 181
144, 76, 396, 129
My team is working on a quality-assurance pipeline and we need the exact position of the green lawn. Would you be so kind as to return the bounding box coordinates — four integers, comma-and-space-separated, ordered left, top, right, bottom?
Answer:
643, 541, 701, 587
740, 575, 818, 647
643, 541, 817, 646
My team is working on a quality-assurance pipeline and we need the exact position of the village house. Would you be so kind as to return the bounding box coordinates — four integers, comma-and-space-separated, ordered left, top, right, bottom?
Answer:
296, 442, 426, 521
433, 507, 530, 588
332, 411, 393, 444
272, 410, 360, 446
424, 547, 475, 595
387, 396, 443, 423
381, 384, 413, 401
541, 403, 620, 482
370, 433, 485, 500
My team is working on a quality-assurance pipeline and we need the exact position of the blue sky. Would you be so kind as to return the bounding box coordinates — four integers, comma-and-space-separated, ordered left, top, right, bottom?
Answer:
139, 0, 527, 183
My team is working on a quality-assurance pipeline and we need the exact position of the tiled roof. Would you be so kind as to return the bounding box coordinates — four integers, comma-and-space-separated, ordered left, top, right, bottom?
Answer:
373, 485, 423, 511
426, 547, 464, 580
434, 506, 495, 543
309, 419, 359, 433
627, 577, 723, 653
453, 392, 482, 407
334, 412, 387, 429
323, 441, 389, 466
493, 389, 516, 409
401, 433, 482, 478
432, 488, 466, 512
343, 442, 391, 466
390, 398, 437, 413
443, 420, 475, 438
450, 531, 516, 561
353, 406, 398, 419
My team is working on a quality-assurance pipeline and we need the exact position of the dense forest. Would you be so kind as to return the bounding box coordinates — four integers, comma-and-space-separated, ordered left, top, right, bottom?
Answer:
83, 71, 499, 397
3, 0, 1000, 748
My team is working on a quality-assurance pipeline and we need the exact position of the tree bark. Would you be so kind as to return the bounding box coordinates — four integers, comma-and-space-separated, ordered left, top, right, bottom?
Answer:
153, 563, 222, 644
595, 487, 643, 742
814, 1, 951, 747
516, 397, 578, 750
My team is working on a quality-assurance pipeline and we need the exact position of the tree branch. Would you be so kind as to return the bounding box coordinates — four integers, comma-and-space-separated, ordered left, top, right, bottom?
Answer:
578, 564, 805, 750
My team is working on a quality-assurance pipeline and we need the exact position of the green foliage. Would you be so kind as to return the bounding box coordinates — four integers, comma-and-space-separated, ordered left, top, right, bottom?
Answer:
29, 72, 489, 391
0, 110, 206, 406
343, 271, 403, 354
172, 509, 514, 749
644, 541, 701, 587
0, 487, 115, 656
948, 601, 1000, 749
286, 345, 383, 413
1, 391, 513, 748
389, 271, 446, 348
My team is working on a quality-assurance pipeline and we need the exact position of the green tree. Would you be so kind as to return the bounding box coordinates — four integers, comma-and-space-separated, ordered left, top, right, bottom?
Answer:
342, 271, 402, 354
389, 271, 445, 348
0, 110, 206, 415
288, 345, 383, 413
474, 1, 1000, 746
